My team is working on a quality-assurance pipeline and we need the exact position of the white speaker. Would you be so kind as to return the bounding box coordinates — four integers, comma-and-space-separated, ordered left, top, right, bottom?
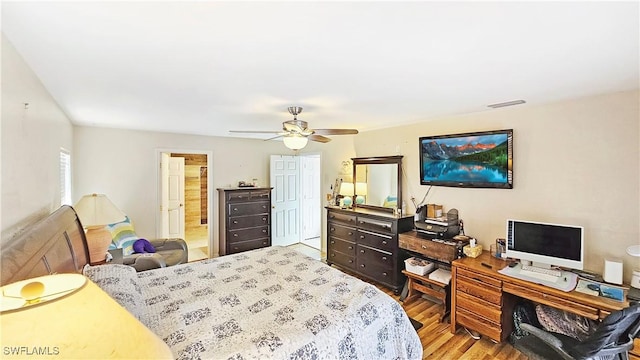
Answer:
603, 258, 623, 285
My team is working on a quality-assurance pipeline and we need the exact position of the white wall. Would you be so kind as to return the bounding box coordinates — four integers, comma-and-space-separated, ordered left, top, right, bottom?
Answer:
354, 90, 640, 282
1, 34, 74, 244
73, 126, 355, 255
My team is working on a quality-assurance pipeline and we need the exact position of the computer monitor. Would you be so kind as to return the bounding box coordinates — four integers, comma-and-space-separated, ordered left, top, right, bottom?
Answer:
505, 219, 584, 270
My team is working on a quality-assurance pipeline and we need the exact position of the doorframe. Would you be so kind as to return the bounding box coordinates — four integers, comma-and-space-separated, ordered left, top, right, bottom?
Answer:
155, 148, 214, 258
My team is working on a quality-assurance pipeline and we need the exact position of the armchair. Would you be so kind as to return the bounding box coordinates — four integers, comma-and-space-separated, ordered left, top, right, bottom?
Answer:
123, 238, 188, 272
513, 303, 640, 360
107, 216, 188, 272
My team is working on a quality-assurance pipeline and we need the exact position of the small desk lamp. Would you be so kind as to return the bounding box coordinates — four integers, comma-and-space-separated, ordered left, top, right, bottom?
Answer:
74, 194, 126, 264
355, 182, 368, 205
339, 182, 354, 208
0, 274, 173, 358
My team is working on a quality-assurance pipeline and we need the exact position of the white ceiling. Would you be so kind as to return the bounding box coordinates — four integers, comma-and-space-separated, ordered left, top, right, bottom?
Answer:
2, 1, 638, 140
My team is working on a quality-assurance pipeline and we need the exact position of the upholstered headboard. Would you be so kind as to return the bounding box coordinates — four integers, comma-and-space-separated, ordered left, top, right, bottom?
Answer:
1, 205, 90, 285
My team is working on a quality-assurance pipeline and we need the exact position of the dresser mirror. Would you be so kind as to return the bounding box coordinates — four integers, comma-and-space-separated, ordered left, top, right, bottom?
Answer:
352, 156, 403, 214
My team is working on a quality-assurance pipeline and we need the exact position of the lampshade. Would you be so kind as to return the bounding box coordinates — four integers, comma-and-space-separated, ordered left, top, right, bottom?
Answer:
283, 134, 309, 150
627, 245, 640, 257
74, 194, 126, 264
1, 274, 172, 358
339, 182, 354, 196
74, 193, 125, 227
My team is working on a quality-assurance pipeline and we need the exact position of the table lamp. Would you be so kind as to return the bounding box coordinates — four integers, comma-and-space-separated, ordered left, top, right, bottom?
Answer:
339, 182, 354, 208
74, 194, 126, 264
355, 182, 368, 205
0, 273, 172, 358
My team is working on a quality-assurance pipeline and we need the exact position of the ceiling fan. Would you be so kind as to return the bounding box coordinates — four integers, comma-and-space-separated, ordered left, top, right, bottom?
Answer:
230, 107, 358, 150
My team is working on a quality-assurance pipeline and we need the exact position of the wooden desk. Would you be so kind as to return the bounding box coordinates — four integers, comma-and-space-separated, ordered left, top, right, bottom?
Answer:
451, 251, 639, 356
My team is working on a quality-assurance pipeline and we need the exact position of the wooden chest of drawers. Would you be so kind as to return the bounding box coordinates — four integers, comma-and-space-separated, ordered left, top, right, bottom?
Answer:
218, 188, 272, 255
326, 207, 413, 292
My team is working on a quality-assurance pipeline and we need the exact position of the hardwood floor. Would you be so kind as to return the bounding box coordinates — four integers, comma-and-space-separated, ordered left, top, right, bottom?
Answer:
375, 283, 530, 360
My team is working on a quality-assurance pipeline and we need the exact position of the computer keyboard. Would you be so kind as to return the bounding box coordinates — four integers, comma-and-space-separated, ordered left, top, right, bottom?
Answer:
499, 264, 578, 292
521, 265, 562, 277
519, 266, 561, 283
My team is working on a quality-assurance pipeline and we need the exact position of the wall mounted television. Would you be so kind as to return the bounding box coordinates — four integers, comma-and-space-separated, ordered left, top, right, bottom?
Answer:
419, 129, 513, 189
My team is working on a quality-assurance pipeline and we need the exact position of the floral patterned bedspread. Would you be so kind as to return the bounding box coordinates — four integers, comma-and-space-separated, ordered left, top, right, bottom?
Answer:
85, 246, 422, 360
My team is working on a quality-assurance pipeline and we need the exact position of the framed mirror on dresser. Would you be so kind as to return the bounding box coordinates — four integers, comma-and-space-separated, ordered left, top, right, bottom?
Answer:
326, 155, 413, 293
352, 155, 403, 214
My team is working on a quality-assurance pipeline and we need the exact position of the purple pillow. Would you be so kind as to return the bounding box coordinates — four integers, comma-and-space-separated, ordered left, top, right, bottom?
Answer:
133, 239, 156, 254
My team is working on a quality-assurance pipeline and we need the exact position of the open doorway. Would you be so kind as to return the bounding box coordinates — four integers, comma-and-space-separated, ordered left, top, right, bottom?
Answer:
157, 149, 213, 262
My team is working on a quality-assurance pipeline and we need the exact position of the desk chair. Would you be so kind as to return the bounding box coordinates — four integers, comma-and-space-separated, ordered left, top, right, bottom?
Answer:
514, 303, 640, 360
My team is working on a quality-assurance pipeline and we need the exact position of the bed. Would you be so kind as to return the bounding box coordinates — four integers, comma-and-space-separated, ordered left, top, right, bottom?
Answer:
1, 206, 422, 359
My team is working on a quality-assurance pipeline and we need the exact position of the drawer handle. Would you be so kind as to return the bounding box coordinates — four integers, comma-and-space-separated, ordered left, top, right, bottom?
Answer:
361, 264, 366, 268
262, 241, 267, 245
262, 205, 267, 209
330, 215, 335, 219
331, 253, 335, 257
233, 234, 238, 237
233, 247, 238, 250
233, 208, 238, 211
360, 250, 365, 254
348, 246, 353, 250
331, 240, 335, 244
330, 227, 335, 232
233, 220, 238, 224
262, 217, 267, 221
381, 240, 387, 245
348, 232, 353, 236
382, 256, 387, 261
382, 272, 388, 276
422, 245, 427, 249
262, 229, 267, 233
360, 235, 365, 239
349, 260, 353, 263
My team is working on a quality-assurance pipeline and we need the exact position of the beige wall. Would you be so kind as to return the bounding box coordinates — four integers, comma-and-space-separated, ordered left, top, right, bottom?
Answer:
1, 34, 74, 243
3, 28, 639, 283
354, 90, 640, 282
73, 126, 355, 255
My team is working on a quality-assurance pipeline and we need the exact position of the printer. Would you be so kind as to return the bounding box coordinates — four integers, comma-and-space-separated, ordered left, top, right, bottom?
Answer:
414, 208, 460, 239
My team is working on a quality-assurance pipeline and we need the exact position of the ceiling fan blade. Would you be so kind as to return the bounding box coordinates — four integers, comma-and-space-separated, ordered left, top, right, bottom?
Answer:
313, 129, 359, 135
229, 130, 282, 134
309, 134, 331, 143
264, 134, 285, 141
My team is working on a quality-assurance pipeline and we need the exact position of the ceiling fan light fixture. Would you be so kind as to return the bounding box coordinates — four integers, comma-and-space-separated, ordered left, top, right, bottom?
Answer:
283, 134, 308, 150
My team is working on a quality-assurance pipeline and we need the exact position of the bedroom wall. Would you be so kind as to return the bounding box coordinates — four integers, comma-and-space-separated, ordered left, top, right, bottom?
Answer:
353, 90, 640, 282
1, 34, 74, 244
73, 126, 355, 256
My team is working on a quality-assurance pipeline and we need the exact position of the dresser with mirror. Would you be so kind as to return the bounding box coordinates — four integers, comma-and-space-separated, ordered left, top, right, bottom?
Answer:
326, 156, 413, 293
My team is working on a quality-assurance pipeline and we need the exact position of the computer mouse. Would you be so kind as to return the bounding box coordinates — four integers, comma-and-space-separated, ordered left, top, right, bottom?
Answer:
587, 284, 600, 292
